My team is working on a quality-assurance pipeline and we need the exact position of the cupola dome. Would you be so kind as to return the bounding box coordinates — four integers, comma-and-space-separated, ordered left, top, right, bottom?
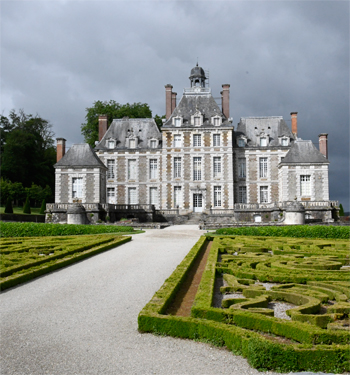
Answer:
189, 63, 206, 88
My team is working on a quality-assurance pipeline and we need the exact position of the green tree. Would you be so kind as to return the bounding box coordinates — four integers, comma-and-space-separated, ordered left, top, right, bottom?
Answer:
23, 196, 31, 214
81, 101, 159, 147
1, 110, 56, 191
339, 203, 345, 216
40, 199, 46, 215
4, 197, 13, 214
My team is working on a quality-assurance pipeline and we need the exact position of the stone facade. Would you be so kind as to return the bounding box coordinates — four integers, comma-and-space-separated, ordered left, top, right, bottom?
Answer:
51, 65, 337, 224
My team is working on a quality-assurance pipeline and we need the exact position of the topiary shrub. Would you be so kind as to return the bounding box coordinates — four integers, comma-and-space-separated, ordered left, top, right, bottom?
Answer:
4, 197, 13, 214
39, 199, 46, 215
339, 203, 345, 217
23, 196, 31, 214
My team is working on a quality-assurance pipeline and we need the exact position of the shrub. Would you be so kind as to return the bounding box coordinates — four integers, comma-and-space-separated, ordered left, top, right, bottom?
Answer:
339, 204, 345, 217
4, 197, 13, 214
0, 221, 135, 237
23, 196, 31, 214
39, 199, 46, 215
215, 225, 350, 240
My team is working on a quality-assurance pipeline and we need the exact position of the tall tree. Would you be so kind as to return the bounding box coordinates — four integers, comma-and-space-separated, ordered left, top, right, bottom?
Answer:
1, 110, 56, 191
81, 101, 163, 147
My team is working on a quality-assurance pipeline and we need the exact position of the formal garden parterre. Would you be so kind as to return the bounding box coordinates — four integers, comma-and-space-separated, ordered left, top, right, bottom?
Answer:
1, 234, 131, 290
138, 228, 350, 373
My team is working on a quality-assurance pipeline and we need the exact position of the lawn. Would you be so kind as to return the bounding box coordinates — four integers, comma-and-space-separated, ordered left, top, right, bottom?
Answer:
0, 206, 44, 215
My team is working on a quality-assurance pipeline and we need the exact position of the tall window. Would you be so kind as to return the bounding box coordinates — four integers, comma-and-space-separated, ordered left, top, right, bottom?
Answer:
174, 134, 181, 147
149, 187, 158, 205
107, 187, 115, 203
193, 134, 201, 147
238, 158, 246, 178
213, 157, 221, 178
128, 187, 137, 204
128, 159, 137, 180
213, 134, 220, 147
149, 159, 158, 179
260, 186, 268, 203
214, 186, 222, 207
174, 186, 182, 208
72, 177, 83, 199
260, 137, 267, 147
238, 186, 247, 203
150, 140, 157, 148
300, 175, 311, 196
193, 157, 202, 181
174, 157, 181, 178
259, 157, 268, 178
107, 159, 115, 179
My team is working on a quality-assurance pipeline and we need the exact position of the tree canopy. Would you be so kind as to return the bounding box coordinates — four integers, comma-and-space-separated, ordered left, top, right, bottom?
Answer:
81, 101, 163, 147
0, 110, 56, 194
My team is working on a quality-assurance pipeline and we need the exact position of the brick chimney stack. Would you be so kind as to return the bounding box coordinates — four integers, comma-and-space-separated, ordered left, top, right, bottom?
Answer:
171, 92, 177, 114
56, 138, 66, 162
319, 133, 328, 159
221, 84, 230, 119
291, 112, 298, 136
165, 84, 173, 120
98, 115, 108, 141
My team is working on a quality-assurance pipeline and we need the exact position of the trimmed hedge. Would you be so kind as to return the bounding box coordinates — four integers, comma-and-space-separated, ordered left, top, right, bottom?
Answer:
1, 235, 131, 290
0, 221, 135, 237
138, 235, 350, 372
215, 225, 350, 239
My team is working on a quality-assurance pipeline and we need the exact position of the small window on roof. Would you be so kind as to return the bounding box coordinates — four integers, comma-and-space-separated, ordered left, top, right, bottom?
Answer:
174, 117, 182, 127
281, 137, 289, 146
108, 139, 115, 149
150, 140, 157, 148
238, 139, 245, 147
129, 139, 136, 149
260, 137, 267, 147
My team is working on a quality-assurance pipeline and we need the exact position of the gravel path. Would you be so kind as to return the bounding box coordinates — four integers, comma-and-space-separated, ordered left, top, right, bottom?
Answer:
0, 226, 341, 375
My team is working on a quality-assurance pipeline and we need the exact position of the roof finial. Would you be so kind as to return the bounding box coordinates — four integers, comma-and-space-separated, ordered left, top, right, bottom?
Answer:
196, 58, 198, 67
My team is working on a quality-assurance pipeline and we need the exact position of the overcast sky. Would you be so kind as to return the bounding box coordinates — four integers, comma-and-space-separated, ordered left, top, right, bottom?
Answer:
1, 0, 349, 210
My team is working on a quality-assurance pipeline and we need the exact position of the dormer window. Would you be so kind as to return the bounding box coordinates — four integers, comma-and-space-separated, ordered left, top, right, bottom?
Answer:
107, 139, 115, 149
129, 139, 136, 149
238, 139, 245, 147
150, 139, 157, 149
173, 117, 182, 127
212, 116, 222, 126
281, 137, 289, 146
191, 111, 203, 126
260, 137, 267, 147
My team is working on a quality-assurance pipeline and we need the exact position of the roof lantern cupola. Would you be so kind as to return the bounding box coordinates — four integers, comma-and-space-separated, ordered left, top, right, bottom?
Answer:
189, 63, 206, 88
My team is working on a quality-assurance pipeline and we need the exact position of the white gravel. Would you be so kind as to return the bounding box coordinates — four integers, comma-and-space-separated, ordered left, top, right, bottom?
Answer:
0, 226, 342, 375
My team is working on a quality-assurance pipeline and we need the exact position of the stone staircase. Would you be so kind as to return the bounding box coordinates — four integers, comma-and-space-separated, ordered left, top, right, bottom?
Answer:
183, 212, 207, 225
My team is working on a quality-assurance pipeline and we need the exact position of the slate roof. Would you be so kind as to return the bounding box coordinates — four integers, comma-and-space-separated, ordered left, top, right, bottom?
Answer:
236, 117, 294, 147
54, 143, 107, 169
281, 140, 329, 164
95, 118, 161, 150
163, 92, 232, 128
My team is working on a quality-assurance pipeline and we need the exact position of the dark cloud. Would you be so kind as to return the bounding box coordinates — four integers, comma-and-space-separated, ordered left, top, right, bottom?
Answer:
1, 0, 349, 210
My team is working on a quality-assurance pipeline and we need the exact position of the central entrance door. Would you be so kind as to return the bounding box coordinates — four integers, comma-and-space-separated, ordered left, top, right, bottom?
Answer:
193, 193, 203, 212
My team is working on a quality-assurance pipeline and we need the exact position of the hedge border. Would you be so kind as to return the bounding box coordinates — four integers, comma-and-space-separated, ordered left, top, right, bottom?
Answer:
0, 236, 131, 291
139, 236, 350, 372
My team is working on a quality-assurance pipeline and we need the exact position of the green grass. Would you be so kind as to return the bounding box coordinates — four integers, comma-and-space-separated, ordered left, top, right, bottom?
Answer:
1, 234, 131, 290
0, 206, 43, 215
0, 221, 139, 237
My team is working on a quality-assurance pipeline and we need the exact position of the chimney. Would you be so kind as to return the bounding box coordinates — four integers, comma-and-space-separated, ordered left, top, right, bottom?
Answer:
56, 138, 66, 162
165, 84, 173, 120
221, 84, 230, 119
171, 92, 177, 114
291, 112, 298, 136
319, 133, 328, 159
98, 115, 108, 141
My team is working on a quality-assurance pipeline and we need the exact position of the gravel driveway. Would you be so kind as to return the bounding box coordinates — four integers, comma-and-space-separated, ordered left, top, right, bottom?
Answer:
0, 226, 340, 375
